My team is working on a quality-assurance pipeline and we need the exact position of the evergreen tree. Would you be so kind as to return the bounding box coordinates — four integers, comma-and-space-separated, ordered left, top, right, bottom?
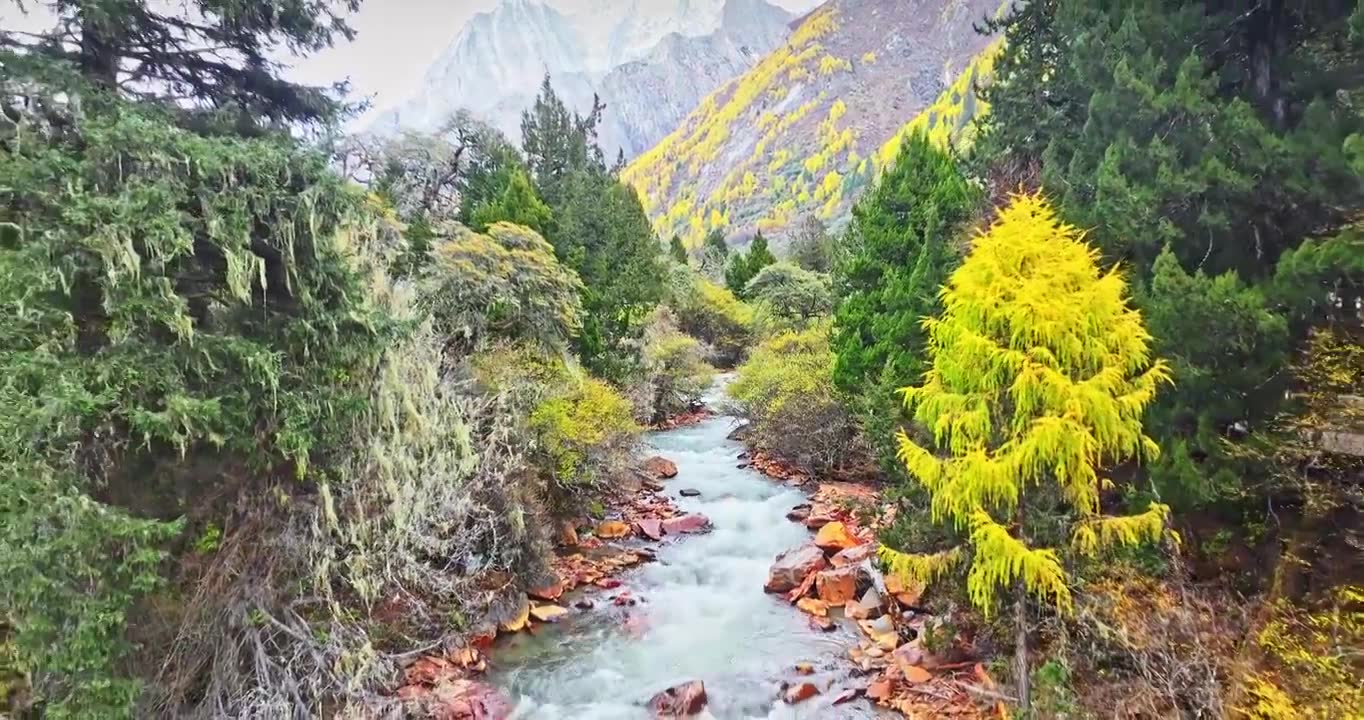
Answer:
3, 0, 362, 125
879, 194, 1172, 710
520, 74, 605, 206
553, 170, 664, 381
520, 77, 663, 380
669, 235, 689, 265
832, 131, 976, 393
724, 231, 776, 296
974, 0, 1364, 511
702, 227, 729, 260
788, 215, 835, 273
470, 168, 553, 235
831, 131, 977, 481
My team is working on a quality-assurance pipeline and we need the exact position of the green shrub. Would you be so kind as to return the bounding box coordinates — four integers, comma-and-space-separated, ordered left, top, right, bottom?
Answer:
729, 322, 863, 474
636, 308, 715, 423
666, 264, 754, 366
422, 222, 584, 354
529, 377, 639, 503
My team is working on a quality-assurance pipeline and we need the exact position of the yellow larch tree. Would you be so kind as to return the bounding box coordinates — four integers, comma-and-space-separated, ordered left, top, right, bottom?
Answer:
878, 192, 1174, 708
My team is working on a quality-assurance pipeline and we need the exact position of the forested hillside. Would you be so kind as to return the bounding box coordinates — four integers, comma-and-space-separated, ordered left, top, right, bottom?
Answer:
622, 0, 1004, 248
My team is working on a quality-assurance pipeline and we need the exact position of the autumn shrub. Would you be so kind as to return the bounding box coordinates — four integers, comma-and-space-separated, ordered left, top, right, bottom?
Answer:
629, 308, 715, 424
665, 264, 755, 366
729, 321, 863, 474
529, 376, 639, 508
1239, 585, 1364, 719
422, 222, 584, 355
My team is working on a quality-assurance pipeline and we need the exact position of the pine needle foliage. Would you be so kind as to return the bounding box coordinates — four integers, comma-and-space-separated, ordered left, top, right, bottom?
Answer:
879, 193, 1173, 615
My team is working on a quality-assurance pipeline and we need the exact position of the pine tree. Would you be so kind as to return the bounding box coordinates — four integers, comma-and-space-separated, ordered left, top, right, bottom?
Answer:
831, 131, 977, 483
879, 193, 1173, 709
470, 168, 553, 235
4, 0, 361, 124
521, 74, 605, 206
669, 235, 689, 265
832, 131, 976, 393
724, 231, 775, 296
788, 215, 835, 273
553, 171, 664, 381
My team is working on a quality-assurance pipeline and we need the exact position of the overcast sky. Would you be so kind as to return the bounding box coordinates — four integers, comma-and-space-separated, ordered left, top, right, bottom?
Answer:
1, 1, 822, 123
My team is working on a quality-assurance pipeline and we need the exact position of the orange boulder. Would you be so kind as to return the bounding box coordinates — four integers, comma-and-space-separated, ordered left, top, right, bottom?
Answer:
814, 521, 861, 552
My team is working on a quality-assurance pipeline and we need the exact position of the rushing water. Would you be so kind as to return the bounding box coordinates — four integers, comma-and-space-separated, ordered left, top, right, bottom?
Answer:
490, 383, 885, 719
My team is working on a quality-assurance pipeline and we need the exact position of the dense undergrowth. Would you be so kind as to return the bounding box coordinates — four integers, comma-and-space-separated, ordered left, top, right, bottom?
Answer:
0, 7, 712, 716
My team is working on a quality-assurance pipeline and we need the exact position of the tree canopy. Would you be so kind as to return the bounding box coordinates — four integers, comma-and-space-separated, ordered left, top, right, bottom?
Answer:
3, 0, 362, 125
879, 193, 1173, 706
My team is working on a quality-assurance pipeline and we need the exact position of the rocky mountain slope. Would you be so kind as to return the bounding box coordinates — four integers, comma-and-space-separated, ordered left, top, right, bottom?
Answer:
373, 0, 801, 159
622, 0, 1006, 247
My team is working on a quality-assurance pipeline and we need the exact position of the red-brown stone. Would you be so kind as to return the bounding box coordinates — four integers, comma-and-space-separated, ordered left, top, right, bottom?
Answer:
641, 456, 679, 479
764, 544, 828, 593
647, 680, 707, 717
661, 513, 710, 534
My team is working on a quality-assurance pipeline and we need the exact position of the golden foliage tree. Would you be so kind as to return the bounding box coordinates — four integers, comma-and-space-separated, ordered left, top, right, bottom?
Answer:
878, 193, 1173, 707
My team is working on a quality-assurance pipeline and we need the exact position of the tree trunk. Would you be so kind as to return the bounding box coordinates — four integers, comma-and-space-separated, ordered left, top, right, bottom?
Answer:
1247, 0, 1287, 127
1014, 585, 1031, 713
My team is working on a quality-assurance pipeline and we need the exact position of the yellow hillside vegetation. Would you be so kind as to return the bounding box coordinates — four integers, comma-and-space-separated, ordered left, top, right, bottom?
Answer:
876, 39, 1003, 170
878, 193, 1173, 614
624, 4, 1000, 245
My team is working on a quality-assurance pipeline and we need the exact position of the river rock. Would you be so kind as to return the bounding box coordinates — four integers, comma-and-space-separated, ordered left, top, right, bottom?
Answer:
859, 615, 899, 651
527, 580, 564, 602
636, 518, 664, 541
892, 642, 944, 671
412, 678, 513, 720
815, 567, 859, 605
832, 687, 863, 705
678, 488, 701, 497
785, 504, 811, 522
647, 680, 708, 717
641, 456, 679, 479
596, 520, 631, 539
809, 614, 836, 632
783, 682, 819, 704
499, 597, 530, 633
796, 597, 829, 617
803, 514, 833, 530
830, 543, 874, 567
764, 544, 827, 593
530, 604, 569, 622
845, 586, 884, 620
662, 513, 710, 534
786, 568, 818, 602
794, 663, 814, 675
814, 521, 861, 552
557, 521, 579, 547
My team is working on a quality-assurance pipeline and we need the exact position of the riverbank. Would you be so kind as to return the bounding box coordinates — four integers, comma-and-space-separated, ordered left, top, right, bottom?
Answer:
480, 400, 893, 718
391, 445, 708, 718
751, 471, 1010, 719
